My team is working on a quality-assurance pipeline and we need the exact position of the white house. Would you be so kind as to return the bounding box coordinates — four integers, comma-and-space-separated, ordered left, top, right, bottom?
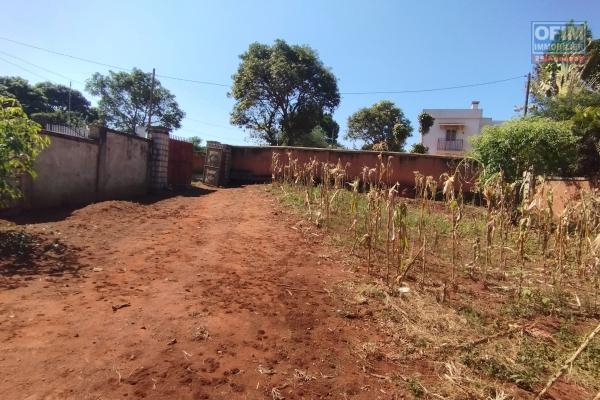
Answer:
420, 101, 501, 156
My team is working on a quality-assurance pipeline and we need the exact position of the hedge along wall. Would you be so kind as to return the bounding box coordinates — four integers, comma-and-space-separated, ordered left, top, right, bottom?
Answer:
228, 145, 469, 193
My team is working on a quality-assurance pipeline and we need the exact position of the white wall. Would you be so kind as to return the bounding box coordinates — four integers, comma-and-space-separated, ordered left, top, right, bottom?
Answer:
420, 106, 496, 155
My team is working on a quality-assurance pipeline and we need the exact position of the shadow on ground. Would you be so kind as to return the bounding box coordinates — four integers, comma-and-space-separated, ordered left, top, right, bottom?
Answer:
137, 185, 216, 204
1, 185, 216, 225
0, 230, 83, 290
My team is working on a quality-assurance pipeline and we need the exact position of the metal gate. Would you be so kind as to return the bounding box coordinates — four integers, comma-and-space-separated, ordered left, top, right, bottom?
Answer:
168, 136, 193, 186
203, 141, 230, 186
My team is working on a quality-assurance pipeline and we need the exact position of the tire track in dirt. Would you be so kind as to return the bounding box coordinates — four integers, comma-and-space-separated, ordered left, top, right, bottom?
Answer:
1, 185, 401, 399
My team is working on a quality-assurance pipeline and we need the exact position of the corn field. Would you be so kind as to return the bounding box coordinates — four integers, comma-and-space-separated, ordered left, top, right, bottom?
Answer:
272, 151, 600, 316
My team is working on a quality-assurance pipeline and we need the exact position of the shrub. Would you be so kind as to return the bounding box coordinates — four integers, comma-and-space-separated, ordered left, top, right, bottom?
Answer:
0, 96, 48, 205
472, 117, 577, 182
410, 143, 429, 154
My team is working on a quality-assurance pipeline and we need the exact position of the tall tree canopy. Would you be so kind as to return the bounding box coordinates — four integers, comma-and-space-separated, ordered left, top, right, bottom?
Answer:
318, 114, 340, 145
230, 39, 340, 146
297, 114, 341, 148
86, 68, 184, 134
0, 77, 46, 116
0, 77, 95, 126
0, 96, 48, 205
346, 100, 412, 151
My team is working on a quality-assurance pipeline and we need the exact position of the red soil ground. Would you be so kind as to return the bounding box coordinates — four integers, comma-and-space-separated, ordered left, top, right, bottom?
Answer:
0, 185, 407, 400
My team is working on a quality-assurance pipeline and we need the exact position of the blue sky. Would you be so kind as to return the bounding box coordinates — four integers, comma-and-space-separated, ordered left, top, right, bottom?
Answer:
0, 0, 597, 147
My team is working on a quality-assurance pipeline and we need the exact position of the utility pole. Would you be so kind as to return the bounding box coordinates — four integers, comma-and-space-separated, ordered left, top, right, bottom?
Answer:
147, 68, 156, 127
67, 80, 72, 126
523, 72, 531, 117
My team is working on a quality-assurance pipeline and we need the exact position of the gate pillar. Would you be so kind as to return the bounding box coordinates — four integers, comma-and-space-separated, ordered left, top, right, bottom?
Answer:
149, 126, 170, 191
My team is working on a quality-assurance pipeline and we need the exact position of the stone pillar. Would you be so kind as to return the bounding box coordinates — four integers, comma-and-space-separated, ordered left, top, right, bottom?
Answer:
148, 126, 169, 191
203, 141, 231, 186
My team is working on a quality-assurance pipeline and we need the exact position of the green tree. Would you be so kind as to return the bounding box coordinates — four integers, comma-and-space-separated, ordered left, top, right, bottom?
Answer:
472, 117, 577, 182
346, 100, 412, 151
533, 90, 600, 120
35, 82, 92, 114
0, 96, 49, 205
297, 126, 330, 148
298, 114, 341, 148
533, 86, 600, 176
0, 77, 98, 126
189, 136, 205, 153
581, 39, 600, 91
418, 111, 435, 135
318, 113, 340, 145
86, 68, 184, 134
410, 143, 429, 154
230, 39, 340, 146
570, 106, 600, 176
0, 76, 47, 115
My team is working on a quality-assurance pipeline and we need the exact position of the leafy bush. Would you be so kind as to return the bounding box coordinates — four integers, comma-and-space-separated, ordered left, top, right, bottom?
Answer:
472, 117, 577, 182
570, 105, 600, 176
410, 143, 429, 154
417, 111, 435, 135
0, 96, 49, 205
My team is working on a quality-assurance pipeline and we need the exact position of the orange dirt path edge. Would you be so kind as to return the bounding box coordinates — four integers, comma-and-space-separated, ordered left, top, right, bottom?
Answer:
0, 185, 410, 399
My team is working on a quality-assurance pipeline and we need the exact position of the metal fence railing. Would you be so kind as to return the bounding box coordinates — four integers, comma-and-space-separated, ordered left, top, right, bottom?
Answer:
169, 134, 192, 143
437, 138, 464, 151
45, 124, 90, 139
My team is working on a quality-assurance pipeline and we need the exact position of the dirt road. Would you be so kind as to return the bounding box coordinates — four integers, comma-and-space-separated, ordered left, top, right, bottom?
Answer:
0, 185, 402, 399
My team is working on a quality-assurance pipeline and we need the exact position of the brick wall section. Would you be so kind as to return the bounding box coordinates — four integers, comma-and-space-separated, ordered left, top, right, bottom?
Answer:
192, 152, 205, 173
149, 126, 169, 190
227, 145, 468, 192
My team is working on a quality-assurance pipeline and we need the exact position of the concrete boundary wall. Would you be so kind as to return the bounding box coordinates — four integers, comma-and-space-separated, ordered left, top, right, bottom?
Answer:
228, 145, 466, 191
19, 128, 152, 209
97, 129, 151, 200
543, 177, 598, 216
22, 131, 100, 208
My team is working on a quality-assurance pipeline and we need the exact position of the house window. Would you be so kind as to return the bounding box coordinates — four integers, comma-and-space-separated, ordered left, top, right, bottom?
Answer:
445, 129, 457, 141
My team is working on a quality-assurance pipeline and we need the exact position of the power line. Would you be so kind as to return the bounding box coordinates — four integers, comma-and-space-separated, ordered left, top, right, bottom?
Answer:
339, 75, 527, 95
155, 73, 229, 87
0, 36, 229, 87
1, 36, 526, 94
0, 36, 129, 71
0, 56, 239, 139
0, 55, 51, 81
0, 49, 82, 84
